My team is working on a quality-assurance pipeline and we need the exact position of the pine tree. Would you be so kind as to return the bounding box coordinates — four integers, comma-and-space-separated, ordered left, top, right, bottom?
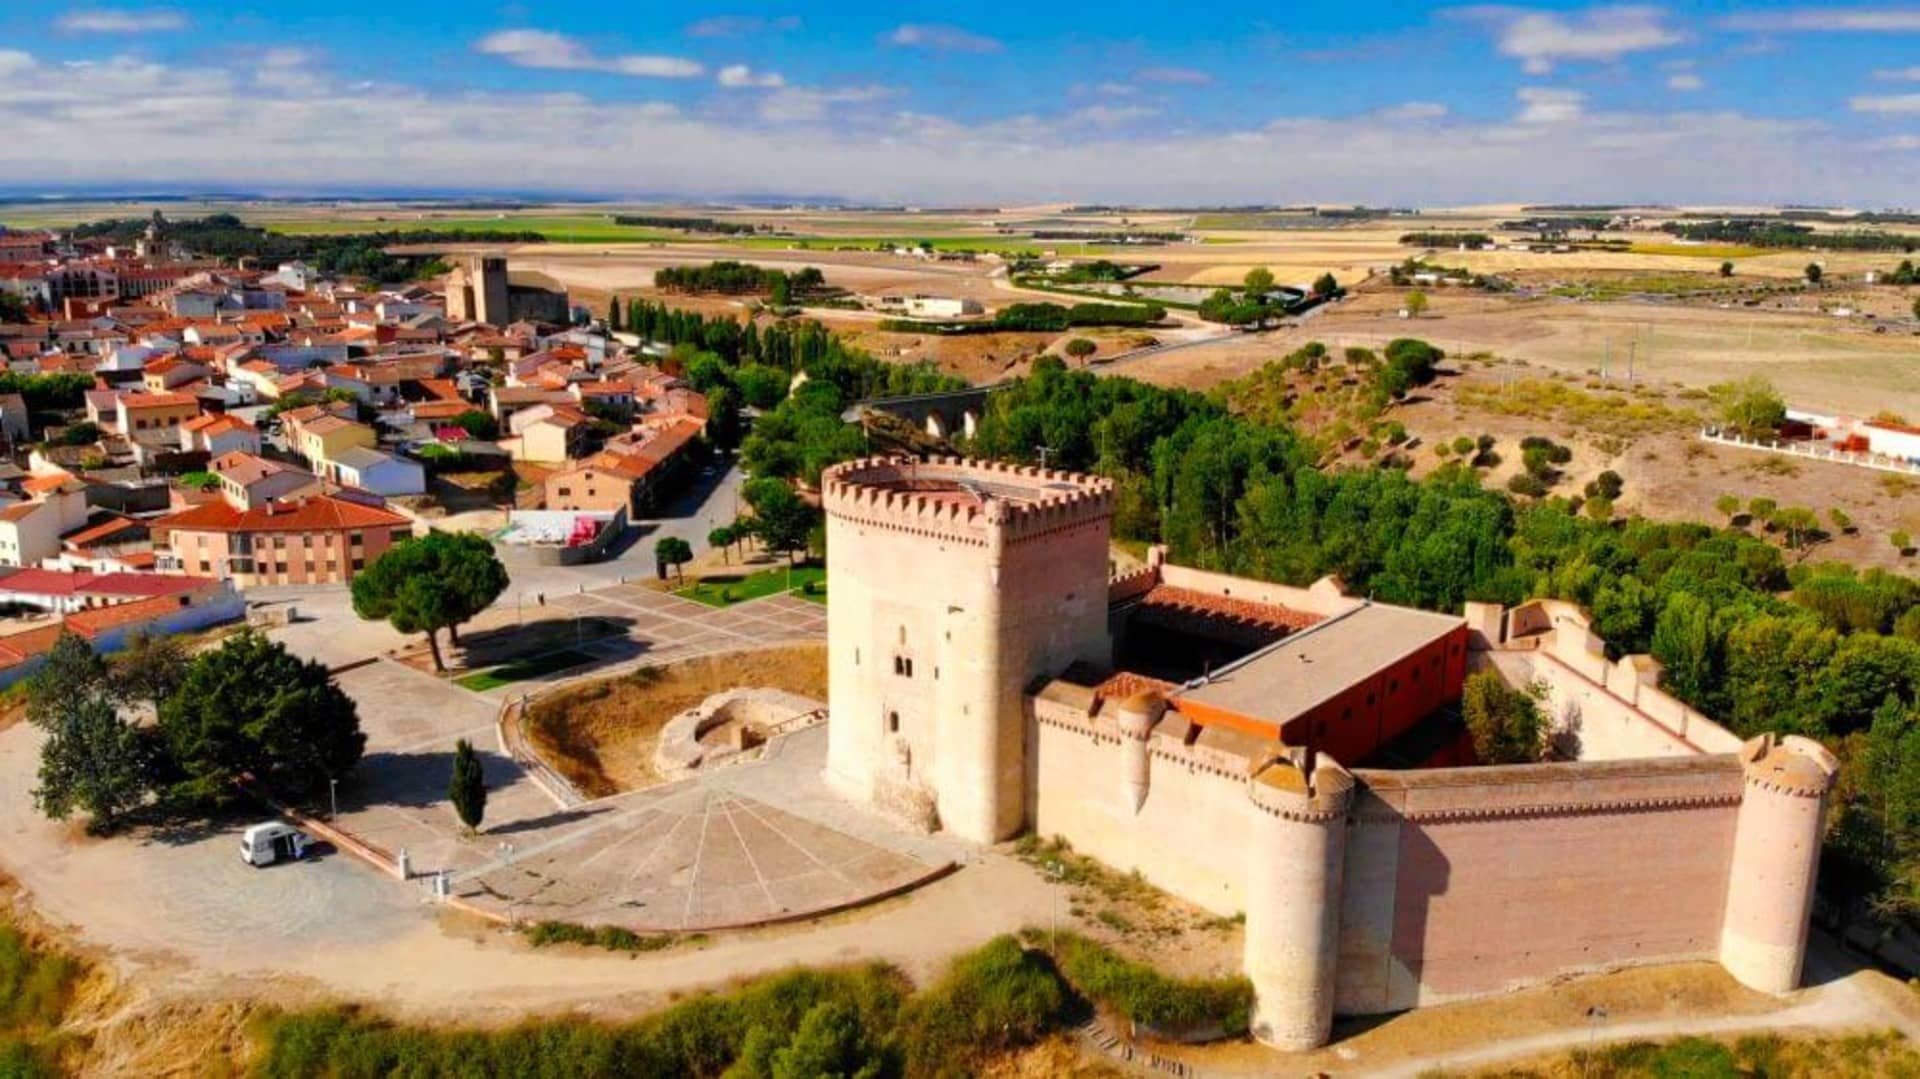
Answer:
449, 738, 487, 833
607, 295, 621, 329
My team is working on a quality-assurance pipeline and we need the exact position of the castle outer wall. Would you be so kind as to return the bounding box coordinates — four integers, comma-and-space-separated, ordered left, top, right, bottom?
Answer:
820, 458, 1837, 1050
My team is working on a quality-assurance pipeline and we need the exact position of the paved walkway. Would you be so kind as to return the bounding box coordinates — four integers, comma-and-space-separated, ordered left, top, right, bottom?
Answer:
451, 727, 961, 931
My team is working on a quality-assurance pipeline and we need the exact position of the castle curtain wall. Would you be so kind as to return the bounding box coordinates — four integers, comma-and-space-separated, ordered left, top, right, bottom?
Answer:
1336, 758, 1743, 1013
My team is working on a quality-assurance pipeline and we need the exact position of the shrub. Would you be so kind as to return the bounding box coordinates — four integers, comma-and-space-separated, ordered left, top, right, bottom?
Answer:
1507, 473, 1548, 497
522, 921, 676, 953
1462, 669, 1547, 764
895, 936, 1067, 1077
1038, 930, 1252, 1037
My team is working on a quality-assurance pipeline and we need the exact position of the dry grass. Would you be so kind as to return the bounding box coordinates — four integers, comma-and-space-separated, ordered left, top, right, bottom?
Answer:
1179, 961, 1783, 1076
1452, 377, 1700, 441
979, 1035, 1128, 1078
527, 643, 827, 797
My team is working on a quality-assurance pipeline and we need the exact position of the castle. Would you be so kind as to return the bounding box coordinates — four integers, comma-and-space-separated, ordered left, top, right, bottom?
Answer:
822, 456, 1836, 1050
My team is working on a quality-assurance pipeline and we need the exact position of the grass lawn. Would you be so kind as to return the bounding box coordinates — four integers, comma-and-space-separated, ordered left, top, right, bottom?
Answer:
732, 235, 1113, 256
454, 648, 597, 691
675, 564, 825, 607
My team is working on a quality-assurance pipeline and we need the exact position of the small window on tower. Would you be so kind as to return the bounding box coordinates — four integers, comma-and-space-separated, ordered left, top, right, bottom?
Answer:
888, 711, 900, 734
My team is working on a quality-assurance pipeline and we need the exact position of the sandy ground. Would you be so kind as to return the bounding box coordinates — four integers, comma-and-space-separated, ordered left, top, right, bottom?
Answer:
1123, 286, 1919, 417
529, 642, 827, 796
1369, 364, 1920, 572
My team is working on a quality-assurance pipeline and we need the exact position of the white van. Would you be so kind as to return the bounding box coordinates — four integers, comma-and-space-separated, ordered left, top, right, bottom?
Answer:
241, 821, 312, 867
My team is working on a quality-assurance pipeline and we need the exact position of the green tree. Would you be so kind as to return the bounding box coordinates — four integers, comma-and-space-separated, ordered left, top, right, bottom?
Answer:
1063, 337, 1097, 361
744, 477, 821, 565
1311, 271, 1339, 297
25, 632, 109, 730
1461, 669, 1546, 764
1748, 496, 1778, 522
1242, 266, 1275, 297
351, 532, 509, 671
1715, 494, 1742, 523
33, 691, 152, 833
1712, 376, 1786, 436
1773, 506, 1820, 550
158, 630, 364, 803
1805, 262, 1823, 284
1895, 530, 1913, 555
1404, 290, 1429, 318
1719, 260, 1734, 277
452, 410, 499, 441
606, 295, 621, 328
708, 525, 737, 565
655, 536, 693, 581
112, 631, 188, 712
449, 737, 487, 834
0, 291, 26, 322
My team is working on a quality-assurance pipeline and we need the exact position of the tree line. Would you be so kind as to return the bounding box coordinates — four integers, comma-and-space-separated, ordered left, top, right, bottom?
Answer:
73, 214, 543, 283
653, 261, 827, 304
1661, 219, 1918, 253
611, 215, 759, 235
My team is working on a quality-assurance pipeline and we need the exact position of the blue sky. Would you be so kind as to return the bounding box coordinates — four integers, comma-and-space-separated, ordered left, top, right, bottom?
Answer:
0, 3, 1915, 204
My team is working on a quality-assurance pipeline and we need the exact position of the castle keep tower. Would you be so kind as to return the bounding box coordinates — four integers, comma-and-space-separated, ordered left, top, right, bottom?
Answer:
1719, 734, 1838, 993
822, 457, 1114, 843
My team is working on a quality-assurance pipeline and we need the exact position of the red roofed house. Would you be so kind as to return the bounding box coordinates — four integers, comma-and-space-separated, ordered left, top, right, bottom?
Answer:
115, 391, 200, 437
152, 491, 414, 587
180, 412, 261, 456
543, 416, 705, 516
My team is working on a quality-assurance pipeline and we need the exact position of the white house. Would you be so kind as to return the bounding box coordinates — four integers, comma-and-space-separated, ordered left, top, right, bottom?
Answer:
318, 447, 425, 497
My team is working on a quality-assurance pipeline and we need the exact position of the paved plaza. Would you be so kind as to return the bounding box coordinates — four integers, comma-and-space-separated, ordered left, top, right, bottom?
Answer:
301, 579, 952, 932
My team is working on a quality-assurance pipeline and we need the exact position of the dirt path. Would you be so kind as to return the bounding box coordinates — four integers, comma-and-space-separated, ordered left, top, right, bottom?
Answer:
1368, 974, 1919, 1078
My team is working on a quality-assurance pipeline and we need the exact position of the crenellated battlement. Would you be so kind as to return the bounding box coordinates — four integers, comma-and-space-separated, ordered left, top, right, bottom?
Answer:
821, 455, 1113, 546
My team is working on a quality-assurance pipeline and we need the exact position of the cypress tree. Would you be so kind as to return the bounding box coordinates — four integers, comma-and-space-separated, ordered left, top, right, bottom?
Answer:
449, 738, 487, 833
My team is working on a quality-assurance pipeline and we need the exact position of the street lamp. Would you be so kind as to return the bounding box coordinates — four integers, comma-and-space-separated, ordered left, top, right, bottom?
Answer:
329, 777, 338, 820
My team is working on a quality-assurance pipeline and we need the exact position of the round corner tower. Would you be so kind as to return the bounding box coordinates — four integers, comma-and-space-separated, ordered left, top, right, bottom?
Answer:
1719, 733, 1838, 995
821, 456, 1114, 844
1244, 752, 1355, 1052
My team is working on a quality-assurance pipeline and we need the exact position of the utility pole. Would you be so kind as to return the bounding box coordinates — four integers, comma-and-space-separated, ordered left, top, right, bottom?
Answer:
1035, 444, 1055, 469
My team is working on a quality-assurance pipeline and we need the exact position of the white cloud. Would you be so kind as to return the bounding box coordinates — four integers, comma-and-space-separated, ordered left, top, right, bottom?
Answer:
756, 85, 891, 124
0, 50, 37, 77
887, 24, 1002, 53
475, 29, 703, 78
1379, 101, 1450, 120
56, 8, 186, 32
1462, 5, 1684, 74
1136, 66, 1213, 85
718, 64, 785, 89
0, 45, 1912, 208
1718, 9, 1920, 32
686, 15, 801, 38
1851, 93, 1920, 114
1091, 81, 1136, 97
1067, 105, 1160, 128
1667, 73, 1704, 91
1875, 66, 1920, 80
1516, 86, 1585, 123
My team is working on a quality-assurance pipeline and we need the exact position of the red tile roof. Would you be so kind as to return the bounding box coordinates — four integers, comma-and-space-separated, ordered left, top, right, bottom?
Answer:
1135, 584, 1322, 636
155, 493, 409, 534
